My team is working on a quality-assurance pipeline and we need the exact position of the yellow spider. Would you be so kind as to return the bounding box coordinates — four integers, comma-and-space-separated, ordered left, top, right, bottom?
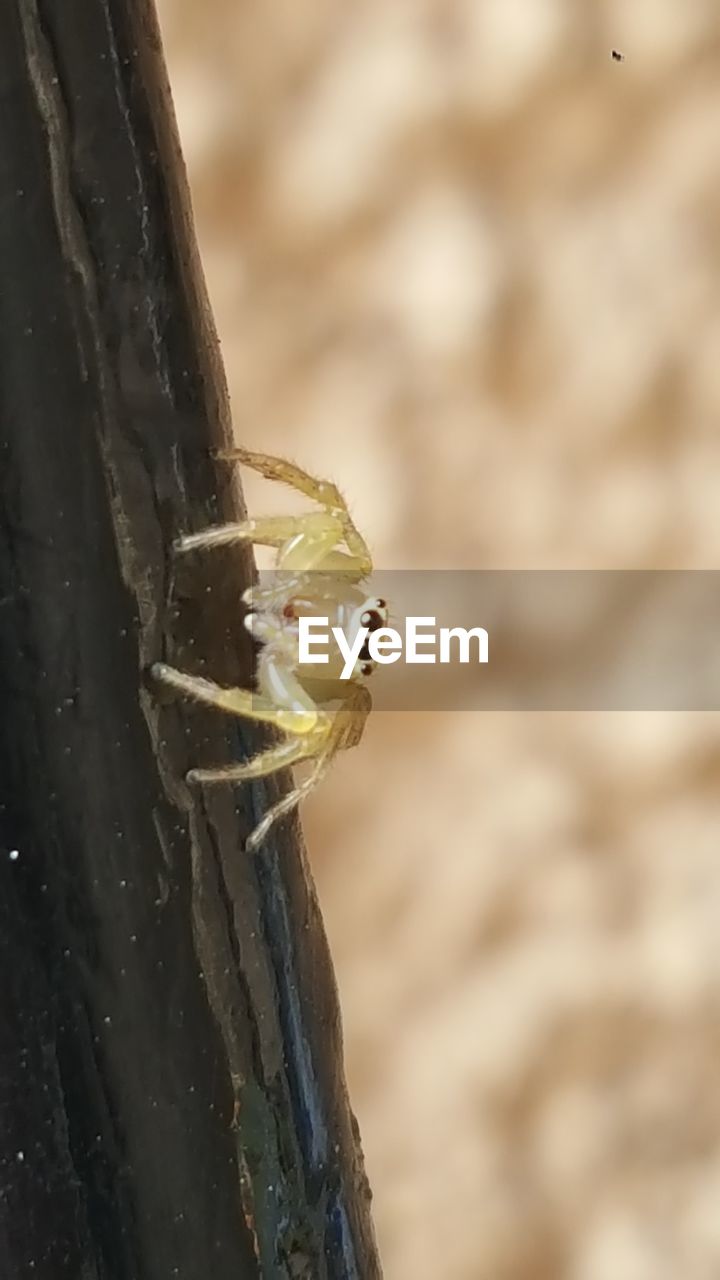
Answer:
152, 447, 386, 850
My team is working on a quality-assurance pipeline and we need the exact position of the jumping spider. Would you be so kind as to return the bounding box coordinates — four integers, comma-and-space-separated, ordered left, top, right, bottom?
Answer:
153, 447, 386, 850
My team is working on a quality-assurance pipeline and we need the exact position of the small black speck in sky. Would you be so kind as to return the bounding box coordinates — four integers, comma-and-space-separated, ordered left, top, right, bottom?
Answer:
611, 49, 625, 62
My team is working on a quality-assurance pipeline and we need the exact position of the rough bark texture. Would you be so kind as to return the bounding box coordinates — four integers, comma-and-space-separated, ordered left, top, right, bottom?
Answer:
0, 2, 381, 1277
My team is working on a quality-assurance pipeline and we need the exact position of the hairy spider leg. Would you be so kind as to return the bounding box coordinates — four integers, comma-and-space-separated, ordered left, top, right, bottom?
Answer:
176, 513, 335, 555
245, 756, 329, 852
151, 663, 328, 736
176, 509, 368, 579
323, 681, 372, 753
187, 732, 321, 785
242, 569, 366, 612
219, 446, 372, 576
243, 682, 372, 851
241, 573, 313, 610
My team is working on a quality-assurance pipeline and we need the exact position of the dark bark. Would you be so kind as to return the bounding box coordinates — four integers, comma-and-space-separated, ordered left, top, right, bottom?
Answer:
0, 2, 381, 1277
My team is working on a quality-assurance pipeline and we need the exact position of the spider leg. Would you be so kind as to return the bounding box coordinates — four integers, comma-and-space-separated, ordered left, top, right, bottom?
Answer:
245, 753, 330, 853
151, 663, 323, 735
245, 684, 371, 851
175, 510, 363, 577
219, 446, 372, 575
243, 565, 366, 611
242, 572, 313, 610
175, 515, 313, 554
326, 682, 372, 753
218, 446, 345, 508
187, 734, 315, 785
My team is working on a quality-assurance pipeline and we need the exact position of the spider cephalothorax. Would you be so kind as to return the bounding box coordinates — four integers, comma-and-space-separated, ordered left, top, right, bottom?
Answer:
153, 447, 382, 850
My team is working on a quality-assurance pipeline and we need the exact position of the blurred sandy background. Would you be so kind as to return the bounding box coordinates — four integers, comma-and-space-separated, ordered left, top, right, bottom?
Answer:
156, 3, 720, 1277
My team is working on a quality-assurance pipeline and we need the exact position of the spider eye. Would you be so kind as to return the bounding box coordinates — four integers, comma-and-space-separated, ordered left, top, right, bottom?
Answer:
360, 609, 384, 630
360, 662, 373, 677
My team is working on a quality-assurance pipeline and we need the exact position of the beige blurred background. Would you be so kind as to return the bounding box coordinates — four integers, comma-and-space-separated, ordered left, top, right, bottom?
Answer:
156, 3, 720, 1277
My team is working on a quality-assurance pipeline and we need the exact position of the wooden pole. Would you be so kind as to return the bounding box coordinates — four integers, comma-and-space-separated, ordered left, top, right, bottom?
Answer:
0, 2, 381, 1276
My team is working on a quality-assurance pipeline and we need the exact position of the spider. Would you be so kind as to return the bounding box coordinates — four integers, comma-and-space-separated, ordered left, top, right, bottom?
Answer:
152, 447, 386, 850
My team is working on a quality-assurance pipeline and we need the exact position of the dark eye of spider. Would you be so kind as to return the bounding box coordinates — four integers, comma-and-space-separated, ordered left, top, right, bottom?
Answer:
360, 662, 373, 677
360, 608, 384, 630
